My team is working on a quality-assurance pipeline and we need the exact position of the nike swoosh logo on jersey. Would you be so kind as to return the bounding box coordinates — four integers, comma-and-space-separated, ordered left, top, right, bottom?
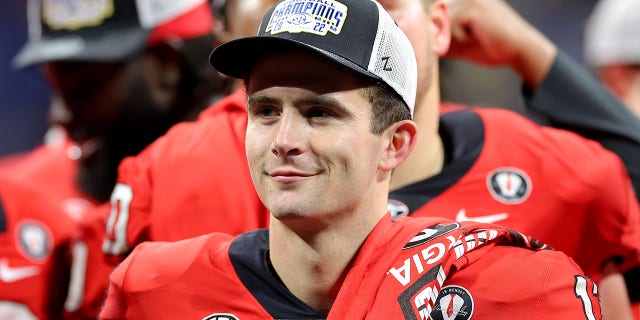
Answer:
455, 209, 509, 224
0, 259, 40, 283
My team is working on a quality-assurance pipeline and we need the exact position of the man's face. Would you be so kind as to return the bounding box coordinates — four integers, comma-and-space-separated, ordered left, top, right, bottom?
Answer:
245, 51, 386, 220
44, 57, 169, 201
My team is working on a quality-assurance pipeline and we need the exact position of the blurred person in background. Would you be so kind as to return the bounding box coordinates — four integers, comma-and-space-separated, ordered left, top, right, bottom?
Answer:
0, 0, 228, 318
584, 0, 640, 119
102, 0, 275, 258
585, 0, 640, 316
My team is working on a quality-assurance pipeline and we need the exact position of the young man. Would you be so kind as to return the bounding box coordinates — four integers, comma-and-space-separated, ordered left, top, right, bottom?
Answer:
102, 0, 640, 318
9, 0, 227, 204
99, 1, 601, 318
584, 0, 640, 119
386, 0, 640, 318
101, 0, 275, 255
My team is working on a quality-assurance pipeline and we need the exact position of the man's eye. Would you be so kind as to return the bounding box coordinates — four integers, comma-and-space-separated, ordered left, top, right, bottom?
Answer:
254, 106, 279, 118
307, 108, 334, 118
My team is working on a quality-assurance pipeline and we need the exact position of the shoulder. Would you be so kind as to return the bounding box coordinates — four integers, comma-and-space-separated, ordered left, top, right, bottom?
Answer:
111, 233, 234, 292
444, 244, 601, 319
119, 92, 248, 173
472, 107, 625, 179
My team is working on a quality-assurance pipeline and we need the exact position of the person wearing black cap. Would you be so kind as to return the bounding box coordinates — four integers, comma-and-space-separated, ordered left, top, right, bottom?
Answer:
0, 0, 227, 318
10, 0, 228, 203
99, 0, 601, 318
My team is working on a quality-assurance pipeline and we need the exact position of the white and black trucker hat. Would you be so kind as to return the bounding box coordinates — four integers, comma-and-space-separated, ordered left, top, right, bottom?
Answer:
209, 0, 417, 115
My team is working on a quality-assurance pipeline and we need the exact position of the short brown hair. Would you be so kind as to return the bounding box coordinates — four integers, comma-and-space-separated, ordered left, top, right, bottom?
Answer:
361, 82, 412, 135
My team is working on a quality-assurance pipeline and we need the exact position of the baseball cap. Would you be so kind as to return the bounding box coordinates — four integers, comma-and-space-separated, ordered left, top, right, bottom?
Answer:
209, 0, 417, 115
13, 0, 214, 69
584, 0, 640, 67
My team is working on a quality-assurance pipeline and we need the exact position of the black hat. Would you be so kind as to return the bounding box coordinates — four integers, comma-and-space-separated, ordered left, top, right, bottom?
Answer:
209, 0, 417, 114
13, 0, 214, 68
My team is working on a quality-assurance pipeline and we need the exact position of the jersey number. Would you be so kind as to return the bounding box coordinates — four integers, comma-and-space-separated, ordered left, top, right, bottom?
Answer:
103, 183, 133, 255
574, 275, 600, 320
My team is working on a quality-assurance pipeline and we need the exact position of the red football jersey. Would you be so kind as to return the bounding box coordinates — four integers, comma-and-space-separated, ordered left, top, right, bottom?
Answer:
0, 177, 104, 319
0, 139, 114, 319
0, 139, 97, 220
389, 107, 640, 282
103, 89, 269, 257
100, 216, 602, 319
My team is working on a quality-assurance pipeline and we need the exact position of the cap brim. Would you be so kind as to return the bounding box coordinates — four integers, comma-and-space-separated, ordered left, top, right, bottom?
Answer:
12, 28, 150, 69
209, 36, 380, 83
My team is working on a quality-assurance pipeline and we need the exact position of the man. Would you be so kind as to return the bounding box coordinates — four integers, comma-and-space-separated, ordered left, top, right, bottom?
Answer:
102, 0, 640, 318
10, 0, 226, 203
584, 0, 640, 315
584, 0, 640, 119
1, 0, 227, 318
386, 0, 640, 318
102, 0, 274, 255
99, 1, 601, 317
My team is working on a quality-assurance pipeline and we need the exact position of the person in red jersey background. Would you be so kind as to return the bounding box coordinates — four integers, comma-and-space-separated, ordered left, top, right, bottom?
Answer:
1, 0, 229, 318
384, 0, 640, 318
100, 1, 601, 318
102, 0, 275, 257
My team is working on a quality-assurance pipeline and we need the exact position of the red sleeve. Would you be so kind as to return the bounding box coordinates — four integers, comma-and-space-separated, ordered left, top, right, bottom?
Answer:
102, 149, 154, 259
446, 244, 602, 319
580, 151, 640, 279
98, 245, 136, 320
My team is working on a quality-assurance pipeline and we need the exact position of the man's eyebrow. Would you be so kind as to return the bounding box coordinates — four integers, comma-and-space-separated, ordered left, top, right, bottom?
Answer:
247, 94, 350, 113
247, 95, 280, 110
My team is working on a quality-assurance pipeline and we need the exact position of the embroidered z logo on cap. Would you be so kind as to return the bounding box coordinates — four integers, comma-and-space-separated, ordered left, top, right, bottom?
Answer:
265, 0, 348, 36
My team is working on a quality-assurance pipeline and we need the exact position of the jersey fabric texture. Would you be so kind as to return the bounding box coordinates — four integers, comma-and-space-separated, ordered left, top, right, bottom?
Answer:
103, 89, 269, 258
0, 139, 96, 220
0, 176, 104, 319
390, 106, 640, 283
99, 216, 602, 319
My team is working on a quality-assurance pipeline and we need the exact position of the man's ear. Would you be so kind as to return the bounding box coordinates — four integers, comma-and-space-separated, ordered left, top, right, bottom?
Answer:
380, 120, 418, 171
429, 0, 451, 57
144, 40, 184, 110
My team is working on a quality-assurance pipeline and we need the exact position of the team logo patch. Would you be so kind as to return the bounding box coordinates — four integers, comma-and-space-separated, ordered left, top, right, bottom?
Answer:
202, 314, 239, 320
403, 223, 460, 249
43, 0, 114, 31
388, 199, 410, 220
15, 220, 53, 261
486, 167, 531, 204
265, 0, 347, 36
431, 285, 474, 320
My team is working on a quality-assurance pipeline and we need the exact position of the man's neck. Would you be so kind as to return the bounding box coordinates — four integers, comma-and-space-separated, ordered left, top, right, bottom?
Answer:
268, 206, 388, 314
391, 91, 444, 191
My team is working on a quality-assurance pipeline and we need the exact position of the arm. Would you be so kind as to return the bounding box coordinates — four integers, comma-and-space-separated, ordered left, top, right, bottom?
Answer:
446, 0, 640, 198
524, 52, 640, 197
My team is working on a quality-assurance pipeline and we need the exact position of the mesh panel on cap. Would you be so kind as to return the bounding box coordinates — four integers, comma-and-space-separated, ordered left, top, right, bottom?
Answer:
368, 1, 417, 115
